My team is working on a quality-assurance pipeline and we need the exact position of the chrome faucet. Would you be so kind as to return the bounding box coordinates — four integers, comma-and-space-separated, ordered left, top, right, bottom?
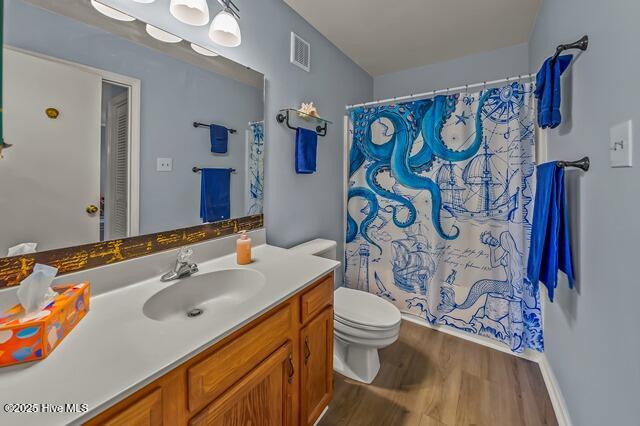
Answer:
161, 247, 198, 282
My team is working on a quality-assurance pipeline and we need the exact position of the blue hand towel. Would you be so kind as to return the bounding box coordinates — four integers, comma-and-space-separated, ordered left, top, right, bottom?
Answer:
209, 124, 229, 154
295, 127, 318, 174
200, 168, 231, 223
534, 54, 573, 129
527, 162, 575, 301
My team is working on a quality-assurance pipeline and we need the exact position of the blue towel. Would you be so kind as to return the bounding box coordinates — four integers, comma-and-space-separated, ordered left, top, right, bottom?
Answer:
534, 55, 573, 129
209, 124, 229, 154
527, 162, 575, 301
200, 168, 231, 223
295, 127, 318, 174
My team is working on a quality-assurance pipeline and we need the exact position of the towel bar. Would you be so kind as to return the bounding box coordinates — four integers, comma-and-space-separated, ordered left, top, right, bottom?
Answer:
193, 122, 237, 134
551, 35, 589, 62
193, 167, 236, 173
276, 109, 330, 137
557, 156, 590, 171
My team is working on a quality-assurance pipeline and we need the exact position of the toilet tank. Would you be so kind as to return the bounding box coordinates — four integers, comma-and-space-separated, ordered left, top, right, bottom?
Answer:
289, 239, 337, 260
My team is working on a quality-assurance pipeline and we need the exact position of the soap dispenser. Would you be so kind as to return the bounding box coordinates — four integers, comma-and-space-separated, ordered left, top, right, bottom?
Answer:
236, 230, 252, 265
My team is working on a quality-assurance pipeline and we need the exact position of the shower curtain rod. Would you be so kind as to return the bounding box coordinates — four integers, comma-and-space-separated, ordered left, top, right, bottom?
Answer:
345, 73, 535, 110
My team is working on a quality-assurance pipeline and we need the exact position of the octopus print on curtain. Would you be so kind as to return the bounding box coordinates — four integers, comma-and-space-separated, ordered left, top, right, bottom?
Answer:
345, 83, 543, 353
247, 121, 264, 215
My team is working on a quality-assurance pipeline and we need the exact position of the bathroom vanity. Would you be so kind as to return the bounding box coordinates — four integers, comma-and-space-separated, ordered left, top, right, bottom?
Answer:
0, 238, 339, 425
86, 272, 334, 426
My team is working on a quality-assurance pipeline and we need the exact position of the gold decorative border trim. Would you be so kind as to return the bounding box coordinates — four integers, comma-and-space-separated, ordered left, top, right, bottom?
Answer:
0, 214, 263, 288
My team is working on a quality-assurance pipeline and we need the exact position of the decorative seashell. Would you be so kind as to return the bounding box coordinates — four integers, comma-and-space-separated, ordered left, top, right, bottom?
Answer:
298, 102, 319, 119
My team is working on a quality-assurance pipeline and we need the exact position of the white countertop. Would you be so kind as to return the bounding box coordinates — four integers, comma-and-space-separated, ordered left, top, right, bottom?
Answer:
0, 244, 339, 425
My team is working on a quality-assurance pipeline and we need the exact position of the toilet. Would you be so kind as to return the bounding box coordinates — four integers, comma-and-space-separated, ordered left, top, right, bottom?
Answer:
290, 239, 401, 384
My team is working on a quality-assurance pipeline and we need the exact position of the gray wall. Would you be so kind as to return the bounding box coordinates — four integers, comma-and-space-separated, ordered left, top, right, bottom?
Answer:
5, 0, 263, 235
105, 0, 374, 282
529, 1, 640, 425
374, 43, 529, 100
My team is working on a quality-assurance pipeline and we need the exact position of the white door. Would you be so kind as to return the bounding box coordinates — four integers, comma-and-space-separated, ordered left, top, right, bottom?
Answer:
0, 48, 102, 253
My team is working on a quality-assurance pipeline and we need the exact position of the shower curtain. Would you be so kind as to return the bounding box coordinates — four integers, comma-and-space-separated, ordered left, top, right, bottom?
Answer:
247, 121, 264, 215
345, 82, 543, 353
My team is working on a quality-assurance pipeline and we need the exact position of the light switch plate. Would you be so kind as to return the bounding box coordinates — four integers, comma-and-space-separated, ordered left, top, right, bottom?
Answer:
157, 157, 173, 172
610, 120, 633, 167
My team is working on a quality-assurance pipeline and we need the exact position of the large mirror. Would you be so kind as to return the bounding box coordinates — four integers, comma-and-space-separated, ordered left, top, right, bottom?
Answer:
0, 0, 265, 256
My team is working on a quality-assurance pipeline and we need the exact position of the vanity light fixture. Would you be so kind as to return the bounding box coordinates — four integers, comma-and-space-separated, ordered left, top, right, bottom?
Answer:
146, 24, 182, 43
132, 0, 156, 3
209, 0, 241, 47
190, 43, 220, 57
91, 1, 136, 21
169, 0, 210, 26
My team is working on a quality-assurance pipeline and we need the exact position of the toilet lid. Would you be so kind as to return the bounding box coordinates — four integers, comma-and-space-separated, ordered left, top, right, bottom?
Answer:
334, 287, 401, 329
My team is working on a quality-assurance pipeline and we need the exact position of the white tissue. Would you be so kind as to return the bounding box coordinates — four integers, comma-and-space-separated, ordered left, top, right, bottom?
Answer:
16, 264, 58, 315
7, 242, 38, 257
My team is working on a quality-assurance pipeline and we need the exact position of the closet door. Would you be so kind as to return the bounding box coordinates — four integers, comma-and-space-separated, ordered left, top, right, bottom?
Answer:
300, 307, 333, 426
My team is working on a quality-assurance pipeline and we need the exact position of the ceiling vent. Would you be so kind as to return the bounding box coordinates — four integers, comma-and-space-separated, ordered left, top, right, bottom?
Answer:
290, 32, 310, 72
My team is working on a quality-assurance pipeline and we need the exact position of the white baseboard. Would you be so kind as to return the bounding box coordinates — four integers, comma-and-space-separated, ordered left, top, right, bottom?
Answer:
537, 354, 572, 426
401, 314, 571, 426
401, 313, 539, 361
314, 406, 329, 426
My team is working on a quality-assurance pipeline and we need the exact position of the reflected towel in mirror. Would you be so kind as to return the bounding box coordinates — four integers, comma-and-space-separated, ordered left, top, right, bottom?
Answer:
200, 168, 231, 222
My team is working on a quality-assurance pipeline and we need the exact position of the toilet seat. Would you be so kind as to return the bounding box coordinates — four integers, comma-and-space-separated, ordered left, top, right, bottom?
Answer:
334, 314, 400, 332
334, 287, 401, 329
334, 319, 401, 342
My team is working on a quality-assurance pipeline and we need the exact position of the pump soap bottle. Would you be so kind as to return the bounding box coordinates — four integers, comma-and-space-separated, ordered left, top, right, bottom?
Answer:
236, 230, 252, 265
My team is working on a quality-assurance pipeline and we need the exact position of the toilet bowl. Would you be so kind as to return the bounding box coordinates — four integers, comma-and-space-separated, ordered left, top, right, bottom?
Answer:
289, 239, 401, 384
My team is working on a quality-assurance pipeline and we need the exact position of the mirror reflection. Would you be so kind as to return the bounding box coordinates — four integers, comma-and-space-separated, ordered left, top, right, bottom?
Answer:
1, 0, 265, 256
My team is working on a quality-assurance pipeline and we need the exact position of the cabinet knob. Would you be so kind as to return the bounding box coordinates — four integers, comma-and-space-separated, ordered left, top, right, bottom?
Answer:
86, 204, 99, 215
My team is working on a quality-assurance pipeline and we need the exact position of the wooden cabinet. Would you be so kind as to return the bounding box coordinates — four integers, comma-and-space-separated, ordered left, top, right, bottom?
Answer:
189, 343, 294, 426
86, 272, 334, 426
101, 388, 163, 426
300, 308, 333, 426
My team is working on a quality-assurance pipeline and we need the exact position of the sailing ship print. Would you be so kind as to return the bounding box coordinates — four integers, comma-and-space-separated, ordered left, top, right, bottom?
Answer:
391, 227, 436, 296
437, 137, 519, 222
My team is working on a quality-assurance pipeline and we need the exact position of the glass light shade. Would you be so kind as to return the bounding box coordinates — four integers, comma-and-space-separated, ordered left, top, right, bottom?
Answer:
91, 1, 136, 21
146, 24, 182, 43
169, 0, 210, 26
209, 10, 241, 47
132, 0, 156, 3
190, 43, 219, 57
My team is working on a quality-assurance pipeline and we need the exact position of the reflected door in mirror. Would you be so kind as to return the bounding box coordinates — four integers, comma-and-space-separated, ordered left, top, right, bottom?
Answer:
1, 49, 102, 253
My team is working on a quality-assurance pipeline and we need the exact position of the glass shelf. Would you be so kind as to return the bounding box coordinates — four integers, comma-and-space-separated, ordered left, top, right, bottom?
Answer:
278, 108, 332, 124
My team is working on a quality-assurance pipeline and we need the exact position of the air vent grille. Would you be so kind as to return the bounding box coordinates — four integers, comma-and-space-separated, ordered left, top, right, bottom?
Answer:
290, 32, 310, 72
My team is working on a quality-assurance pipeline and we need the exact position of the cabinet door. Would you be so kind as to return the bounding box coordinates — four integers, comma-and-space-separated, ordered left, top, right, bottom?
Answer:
300, 308, 333, 426
102, 388, 163, 426
189, 342, 294, 426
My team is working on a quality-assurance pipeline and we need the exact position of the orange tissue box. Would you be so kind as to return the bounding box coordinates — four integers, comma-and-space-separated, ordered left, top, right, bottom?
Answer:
0, 282, 90, 367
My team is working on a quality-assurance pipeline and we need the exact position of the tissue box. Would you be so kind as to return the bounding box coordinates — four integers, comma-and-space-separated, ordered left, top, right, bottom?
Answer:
0, 282, 90, 367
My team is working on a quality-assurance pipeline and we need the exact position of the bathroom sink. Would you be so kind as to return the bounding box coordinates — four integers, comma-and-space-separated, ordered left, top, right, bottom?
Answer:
143, 269, 266, 321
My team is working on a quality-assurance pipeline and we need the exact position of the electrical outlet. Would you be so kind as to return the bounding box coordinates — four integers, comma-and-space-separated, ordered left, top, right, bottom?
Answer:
610, 120, 633, 167
157, 158, 173, 172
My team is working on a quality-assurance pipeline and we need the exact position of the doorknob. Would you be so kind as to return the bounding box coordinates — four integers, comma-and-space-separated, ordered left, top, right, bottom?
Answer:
86, 204, 99, 215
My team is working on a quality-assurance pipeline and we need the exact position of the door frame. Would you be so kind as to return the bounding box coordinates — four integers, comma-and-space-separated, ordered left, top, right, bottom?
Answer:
4, 46, 141, 236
